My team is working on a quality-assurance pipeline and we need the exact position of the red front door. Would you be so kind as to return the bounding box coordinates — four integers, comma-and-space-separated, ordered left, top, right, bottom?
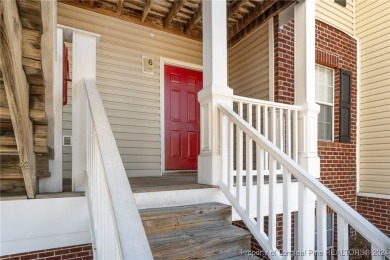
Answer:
164, 65, 202, 170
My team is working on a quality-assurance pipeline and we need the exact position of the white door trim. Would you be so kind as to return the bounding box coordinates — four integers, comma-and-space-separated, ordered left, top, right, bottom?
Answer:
159, 57, 202, 174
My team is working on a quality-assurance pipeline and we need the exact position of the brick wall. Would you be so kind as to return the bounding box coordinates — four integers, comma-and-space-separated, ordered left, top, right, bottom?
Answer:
315, 20, 358, 208
357, 196, 390, 236
0, 244, 93, 260
274, 16, 294, 105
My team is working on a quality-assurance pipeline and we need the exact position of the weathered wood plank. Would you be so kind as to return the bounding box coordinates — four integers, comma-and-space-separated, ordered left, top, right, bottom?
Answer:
0, 107, 11, 121
0, 155, 22, 179
0, 179, 26, 194
33, 124, 47, 153
16, 0, 43, 32
0, 81, 6, 107
148, 225, 251, 259
185, 4, 202, 35
24, 65, 44, 85
140, 203, 231, 235
141, 0, 154, 22
36, 153, 50, 177
30, 85, 45, 111
116, 0, 124, 14
40, 0, 54, 153
0, 0, 37, 198
30, 109, 46, 123
22, 28, 41, 61
164, 0, 185, 28
0, 58, 3, 80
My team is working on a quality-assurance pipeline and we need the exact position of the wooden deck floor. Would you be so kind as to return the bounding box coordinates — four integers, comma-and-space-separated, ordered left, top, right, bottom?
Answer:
129, 173, 215, 193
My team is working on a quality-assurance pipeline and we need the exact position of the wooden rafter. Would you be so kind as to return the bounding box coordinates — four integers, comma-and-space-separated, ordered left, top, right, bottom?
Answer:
185, 5, 202, 35
90, 0, 95, 8
141, 0, 153, 22
0, 0, 37, 198
227, 0, 247, 18
164, 0, 185, 28
229, 0, 277, 39
116, 0, 124, 15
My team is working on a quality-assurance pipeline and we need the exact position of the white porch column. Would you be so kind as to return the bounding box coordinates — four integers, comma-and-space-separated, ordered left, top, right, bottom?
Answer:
198, 0, 233, 185
294, 1, 318, 259
294, 0, 320, 178
70, 28, 100, 192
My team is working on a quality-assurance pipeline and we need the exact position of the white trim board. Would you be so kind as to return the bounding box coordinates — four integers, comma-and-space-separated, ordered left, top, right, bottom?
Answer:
357, 193, 390, 200
159, 58, 202, 174
0, 197, 90, 256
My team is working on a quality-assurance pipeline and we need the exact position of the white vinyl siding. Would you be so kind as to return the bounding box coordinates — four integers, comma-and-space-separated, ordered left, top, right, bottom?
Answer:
58, 3, 202, 177
228, 24, 269, 100
356, 0, 390, 195
316, 0, 355, 36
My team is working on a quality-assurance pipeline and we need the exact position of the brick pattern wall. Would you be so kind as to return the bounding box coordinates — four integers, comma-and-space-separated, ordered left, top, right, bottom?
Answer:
315, 20, 358, 208
274, 17, 294, 105
0, 244, 93, 260
357, 196, 390, 236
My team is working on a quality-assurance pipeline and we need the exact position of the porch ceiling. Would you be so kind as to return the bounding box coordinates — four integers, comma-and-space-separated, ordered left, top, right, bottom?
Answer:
58, 0, 295, 46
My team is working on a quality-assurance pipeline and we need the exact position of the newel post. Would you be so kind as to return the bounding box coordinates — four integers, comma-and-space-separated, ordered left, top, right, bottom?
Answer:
198, 0, 233, 186
294, 0, 320, 178
294, 0, 318, 258
70, 28, 100, 192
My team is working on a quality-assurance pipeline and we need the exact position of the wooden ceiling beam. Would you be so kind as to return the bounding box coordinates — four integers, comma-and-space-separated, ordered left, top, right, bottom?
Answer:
0, 0, 37, 198
227, 0, 247, 18
185, 4, 202, 35
141, 0, 153, 22
164, 0, 185, 28
59, 1, 202, 41
229, 0, 277, 39
90, 0, 95, 8
229, 0, 294, 46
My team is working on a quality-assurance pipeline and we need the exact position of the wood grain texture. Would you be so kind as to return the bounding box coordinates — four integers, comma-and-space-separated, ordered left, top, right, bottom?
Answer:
0, 155, 23, 179
0, 0, 37, 198
129, 175, 215, 193
140, 203, 231, 235
148, 225, 251, 259
164, 0, 185, 28
16, 0, 43, 32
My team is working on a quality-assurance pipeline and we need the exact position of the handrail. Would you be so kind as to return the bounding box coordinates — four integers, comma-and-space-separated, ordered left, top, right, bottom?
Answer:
83, 78, 153, 260
218, 102, 390, 258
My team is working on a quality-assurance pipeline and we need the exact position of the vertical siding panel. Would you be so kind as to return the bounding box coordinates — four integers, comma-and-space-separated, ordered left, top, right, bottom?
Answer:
356, 0, 390, 195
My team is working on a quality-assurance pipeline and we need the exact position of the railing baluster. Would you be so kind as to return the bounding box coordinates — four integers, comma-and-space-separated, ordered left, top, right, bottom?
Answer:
269, 107, 277, 249
337, 215, 349, 260
221, 112, 228, 185
293, 110, 298, 162
218, 101, 390, 260
263, 106, 269, 171
297, 181, 307, 260
316, 198, 327, 260
246, 104, 253, 216
282, 171, 291, 259
286, 110, 291, 158
237, 102, 243, 207
228, 120, 234, 190
257, 145, 265, 233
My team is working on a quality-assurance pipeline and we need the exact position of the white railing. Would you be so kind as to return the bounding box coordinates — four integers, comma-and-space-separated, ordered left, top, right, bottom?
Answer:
232, 95, 300, 174
218, 102, 390, 260
83, 79, 153, 260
